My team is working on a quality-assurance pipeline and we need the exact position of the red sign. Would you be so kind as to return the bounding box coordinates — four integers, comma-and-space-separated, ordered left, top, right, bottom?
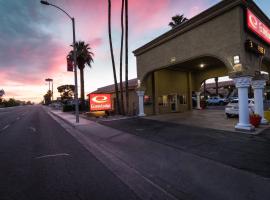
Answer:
89, 94, 112, 111
247, 9, 270, 45
67, 57, 73, 72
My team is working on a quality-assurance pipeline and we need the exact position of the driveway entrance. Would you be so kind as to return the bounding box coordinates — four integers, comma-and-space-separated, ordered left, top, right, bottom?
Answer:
145, 109, 269, 134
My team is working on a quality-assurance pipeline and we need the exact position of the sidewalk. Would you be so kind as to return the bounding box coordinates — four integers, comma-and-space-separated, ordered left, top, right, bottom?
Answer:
48, 108, 270, 200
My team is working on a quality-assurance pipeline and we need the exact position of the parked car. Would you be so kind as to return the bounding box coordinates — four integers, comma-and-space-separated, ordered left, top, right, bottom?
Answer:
225, 99, 255, 118
224, 96, 238, 104
206, 96, 225, 105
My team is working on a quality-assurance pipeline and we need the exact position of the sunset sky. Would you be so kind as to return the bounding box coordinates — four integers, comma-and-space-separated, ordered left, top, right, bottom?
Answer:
0, 0, 269, 102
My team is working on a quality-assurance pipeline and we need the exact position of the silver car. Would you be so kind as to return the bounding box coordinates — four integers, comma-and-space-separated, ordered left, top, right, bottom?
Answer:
225, 99, 255, 118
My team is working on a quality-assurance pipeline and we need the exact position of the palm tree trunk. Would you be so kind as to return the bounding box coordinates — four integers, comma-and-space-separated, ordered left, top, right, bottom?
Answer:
124, 0, 129, 115
108, 0, 120, 114
80, 68, 85, 110
80, 68, 85, 101
119, 0, 125, 115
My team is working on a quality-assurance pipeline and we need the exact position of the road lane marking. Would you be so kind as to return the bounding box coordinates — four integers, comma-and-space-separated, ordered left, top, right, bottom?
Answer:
1, 124, 10, 131
29, 127, 36, 132
16, 117, 20, 120
35, 153, 70, 159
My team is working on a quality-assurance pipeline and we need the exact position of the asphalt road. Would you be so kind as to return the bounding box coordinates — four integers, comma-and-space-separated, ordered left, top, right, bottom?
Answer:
0, 105, 139, 200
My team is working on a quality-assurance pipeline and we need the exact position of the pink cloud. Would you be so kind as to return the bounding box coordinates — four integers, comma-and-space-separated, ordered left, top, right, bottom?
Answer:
1, 0, 218, 102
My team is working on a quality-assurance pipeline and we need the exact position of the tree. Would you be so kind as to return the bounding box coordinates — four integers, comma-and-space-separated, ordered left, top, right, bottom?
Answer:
68, 41, 94, 104
119, 0, 125, 114
124, 0, 129, 115
44, 90, 52, 105
169, 14, 188, 28
3, 98, 20, 107
108, 0, 121, 114
57, 85, 75, 102
0, 89, 4, 104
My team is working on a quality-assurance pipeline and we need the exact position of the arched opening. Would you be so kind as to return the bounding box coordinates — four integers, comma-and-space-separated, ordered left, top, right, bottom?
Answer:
141, 55, 229, 115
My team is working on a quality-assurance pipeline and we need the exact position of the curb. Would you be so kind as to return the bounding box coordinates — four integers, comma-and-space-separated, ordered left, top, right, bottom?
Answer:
48, 109, 77, 128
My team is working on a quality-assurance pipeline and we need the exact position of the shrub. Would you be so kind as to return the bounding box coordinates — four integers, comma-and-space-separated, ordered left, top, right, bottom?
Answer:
62, 104, 75, 112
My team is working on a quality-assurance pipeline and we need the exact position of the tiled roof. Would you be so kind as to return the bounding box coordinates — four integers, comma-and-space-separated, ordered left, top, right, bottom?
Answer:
90, 78, 138, 94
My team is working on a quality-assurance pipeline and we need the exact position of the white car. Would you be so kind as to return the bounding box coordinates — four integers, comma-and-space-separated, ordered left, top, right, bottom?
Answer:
225, 99, 255, 118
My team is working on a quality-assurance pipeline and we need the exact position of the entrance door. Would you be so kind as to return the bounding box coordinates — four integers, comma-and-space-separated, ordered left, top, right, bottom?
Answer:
171, 94, 178, 112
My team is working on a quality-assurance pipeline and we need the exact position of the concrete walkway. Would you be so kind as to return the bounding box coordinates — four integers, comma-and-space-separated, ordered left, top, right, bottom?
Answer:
48, 108, 270, 200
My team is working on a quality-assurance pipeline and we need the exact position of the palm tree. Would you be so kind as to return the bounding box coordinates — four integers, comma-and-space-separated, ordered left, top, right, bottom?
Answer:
169, 14, 188, 28
108, 0, 121, 114
68, 41, 94, 104
119, 0, 125, 114
124, 0, 129, 115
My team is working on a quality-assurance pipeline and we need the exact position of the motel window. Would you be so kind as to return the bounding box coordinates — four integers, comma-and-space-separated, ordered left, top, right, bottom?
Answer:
178, 95, 187, 104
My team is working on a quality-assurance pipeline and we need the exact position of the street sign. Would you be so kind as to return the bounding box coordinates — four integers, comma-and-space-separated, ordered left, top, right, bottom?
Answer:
89, 94, 112, 111
67, 57, 73, 72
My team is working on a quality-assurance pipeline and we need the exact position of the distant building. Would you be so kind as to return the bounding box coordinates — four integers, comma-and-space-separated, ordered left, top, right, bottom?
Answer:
200, 80, 235, 98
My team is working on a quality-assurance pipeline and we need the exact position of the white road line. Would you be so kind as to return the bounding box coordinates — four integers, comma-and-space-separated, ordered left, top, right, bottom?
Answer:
29, 127, 36, 132
35, 153, 70, 159
1, 124, 10, 131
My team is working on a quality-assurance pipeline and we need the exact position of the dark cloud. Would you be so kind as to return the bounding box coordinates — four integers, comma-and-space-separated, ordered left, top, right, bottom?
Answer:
0, 0, 67, 81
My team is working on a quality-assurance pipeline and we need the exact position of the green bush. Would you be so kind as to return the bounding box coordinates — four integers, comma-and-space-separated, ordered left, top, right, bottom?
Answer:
62, 103, 90, 112
62, 104, 75, 112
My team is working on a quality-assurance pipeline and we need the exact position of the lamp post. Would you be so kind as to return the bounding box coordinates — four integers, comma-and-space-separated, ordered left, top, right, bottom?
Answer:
45, 78, 53, 101
41, 0, 79, 123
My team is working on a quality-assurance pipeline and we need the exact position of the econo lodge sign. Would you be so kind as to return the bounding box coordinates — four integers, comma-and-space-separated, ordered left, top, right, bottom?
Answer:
89, 94, 112, 111
247, 9, 270, 45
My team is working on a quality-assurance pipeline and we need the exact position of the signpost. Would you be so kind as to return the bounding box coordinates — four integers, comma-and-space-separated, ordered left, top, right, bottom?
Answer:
89, 94, 112, 111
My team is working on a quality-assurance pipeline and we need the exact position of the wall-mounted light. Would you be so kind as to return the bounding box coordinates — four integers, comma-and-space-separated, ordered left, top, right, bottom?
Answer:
233, 55, 240, 65
137, 79, 141, 88
200, 64, 205, 68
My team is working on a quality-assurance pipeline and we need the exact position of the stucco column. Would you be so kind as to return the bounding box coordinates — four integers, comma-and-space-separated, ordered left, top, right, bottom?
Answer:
195, 92, 201, 110
252, 80, 268, 124
137, 91, 146, 117
234, 77, 254, 131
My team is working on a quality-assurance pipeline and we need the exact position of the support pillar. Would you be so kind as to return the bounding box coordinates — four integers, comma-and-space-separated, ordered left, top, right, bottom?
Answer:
203, 81, 207, 99
195, 92, 201, 110
234, 77, 254, 131
252, 80, 268, 124
137, 91, 146, 117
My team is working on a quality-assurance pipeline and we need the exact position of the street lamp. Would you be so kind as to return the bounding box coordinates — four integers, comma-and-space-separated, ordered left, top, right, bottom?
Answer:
41, 0, 79, 123
45, 78, 53, 101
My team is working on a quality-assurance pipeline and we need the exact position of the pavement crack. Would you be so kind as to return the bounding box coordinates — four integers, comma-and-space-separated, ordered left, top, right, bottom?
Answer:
29, 127, 37, 132
1, 124, 10, 132
35, 153, 71, 159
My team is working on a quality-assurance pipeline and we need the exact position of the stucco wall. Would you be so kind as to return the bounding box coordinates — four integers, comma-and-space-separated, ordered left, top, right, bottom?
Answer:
136, 6, 245, 82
